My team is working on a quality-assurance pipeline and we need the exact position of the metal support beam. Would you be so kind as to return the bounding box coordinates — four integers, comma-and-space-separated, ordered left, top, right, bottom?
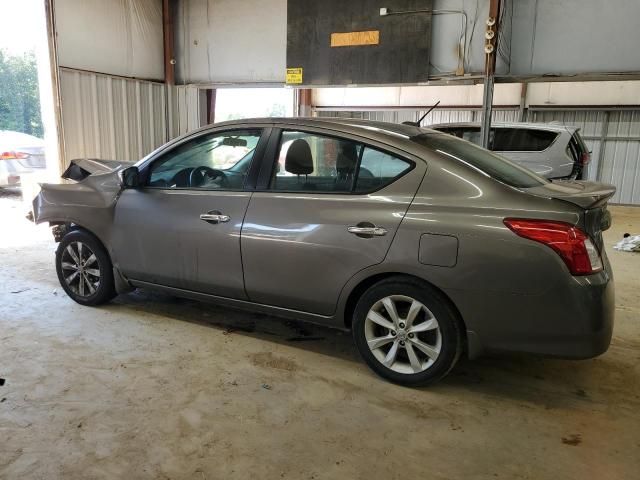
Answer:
518, 82, 528, 122
480, 0, 502, 148
206, 89, 217, 124
480, 76, 495, 147
43, 0, 66, 175
297, 89, 313, 117
163, 0, 175, 85
595, 111, 610, 182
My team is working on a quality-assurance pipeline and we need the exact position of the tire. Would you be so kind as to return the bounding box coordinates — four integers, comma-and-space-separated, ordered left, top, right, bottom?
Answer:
55, 229, 117, 306
352, 276, 462, 387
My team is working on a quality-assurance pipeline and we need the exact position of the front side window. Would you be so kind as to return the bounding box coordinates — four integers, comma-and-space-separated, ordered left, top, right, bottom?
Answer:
270, 130, 412, 193
148, 129, 262, 190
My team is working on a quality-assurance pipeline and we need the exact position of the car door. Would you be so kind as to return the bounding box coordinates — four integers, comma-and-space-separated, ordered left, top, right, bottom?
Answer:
240, 127, 427, 316
111, 126, 270, 299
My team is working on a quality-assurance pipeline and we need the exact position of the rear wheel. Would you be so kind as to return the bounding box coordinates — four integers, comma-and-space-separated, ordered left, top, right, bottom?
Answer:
55, 230, 116, 306
352, 277, 462, 386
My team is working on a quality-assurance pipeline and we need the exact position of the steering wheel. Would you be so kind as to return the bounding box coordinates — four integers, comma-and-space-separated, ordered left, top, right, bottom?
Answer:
189, 166, 225, 187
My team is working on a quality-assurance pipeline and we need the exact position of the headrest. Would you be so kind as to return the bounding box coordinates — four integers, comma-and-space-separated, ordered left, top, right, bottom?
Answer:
285, 139, 313, 175
336, 142, 358, 175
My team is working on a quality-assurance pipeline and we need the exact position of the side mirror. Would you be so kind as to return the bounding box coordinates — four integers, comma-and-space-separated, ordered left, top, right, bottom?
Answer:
120, 166, 140, 188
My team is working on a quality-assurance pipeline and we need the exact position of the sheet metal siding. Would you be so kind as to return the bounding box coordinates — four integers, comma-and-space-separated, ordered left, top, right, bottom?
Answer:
315, 108, 519, 126
167, 85, 202, 139
529, 109, 640, 205
60, 69, 167, 166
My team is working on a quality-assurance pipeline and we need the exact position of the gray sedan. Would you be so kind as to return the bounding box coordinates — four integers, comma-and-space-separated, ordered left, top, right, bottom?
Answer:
32, 118, 616, 386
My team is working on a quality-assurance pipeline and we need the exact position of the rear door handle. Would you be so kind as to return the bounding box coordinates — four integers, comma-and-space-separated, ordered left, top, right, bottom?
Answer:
200, 211, 230, 224
347, 226, 387, 237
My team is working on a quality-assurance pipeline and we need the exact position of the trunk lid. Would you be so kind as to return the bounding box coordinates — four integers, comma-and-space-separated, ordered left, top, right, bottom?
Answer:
524, 180, 616, 210
524, 179, 616, 250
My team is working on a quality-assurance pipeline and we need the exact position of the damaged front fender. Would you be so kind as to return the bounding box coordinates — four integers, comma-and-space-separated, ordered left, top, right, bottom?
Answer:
32, 164, 126, 250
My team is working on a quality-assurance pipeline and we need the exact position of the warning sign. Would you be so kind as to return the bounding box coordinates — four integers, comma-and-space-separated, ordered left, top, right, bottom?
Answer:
286, 67, 303, 84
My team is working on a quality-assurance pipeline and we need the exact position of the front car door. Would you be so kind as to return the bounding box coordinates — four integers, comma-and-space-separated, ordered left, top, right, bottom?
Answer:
111, 126, 270, 299
240, 127, 427, 316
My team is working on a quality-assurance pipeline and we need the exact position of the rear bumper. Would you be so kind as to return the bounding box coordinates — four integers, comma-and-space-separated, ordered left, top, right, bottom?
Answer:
453, 260, 615, 359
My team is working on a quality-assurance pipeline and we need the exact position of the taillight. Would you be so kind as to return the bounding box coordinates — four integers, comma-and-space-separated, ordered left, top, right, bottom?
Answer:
580, 151, 590, 165
0, 151, 29, 160
504, 218, 603, 275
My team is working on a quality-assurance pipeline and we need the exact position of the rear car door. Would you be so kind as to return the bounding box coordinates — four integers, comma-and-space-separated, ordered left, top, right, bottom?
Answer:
111, 126, 270, 299
240, 127, 427, 316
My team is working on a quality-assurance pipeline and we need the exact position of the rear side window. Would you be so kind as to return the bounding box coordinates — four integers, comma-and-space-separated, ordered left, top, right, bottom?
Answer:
355, 148, 412, 192
412, 133, 547, 188
492, 128, 558, 151
270, 130, 412, 193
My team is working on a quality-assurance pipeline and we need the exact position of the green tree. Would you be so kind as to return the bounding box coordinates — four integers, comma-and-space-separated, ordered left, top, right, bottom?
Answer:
0, 49, 43, 138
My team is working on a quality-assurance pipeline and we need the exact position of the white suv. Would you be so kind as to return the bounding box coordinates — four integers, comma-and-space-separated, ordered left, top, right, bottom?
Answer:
430, 122, 590, 180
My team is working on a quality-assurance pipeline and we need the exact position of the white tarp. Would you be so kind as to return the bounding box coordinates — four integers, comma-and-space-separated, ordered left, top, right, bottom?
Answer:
55, 0, 164, 80
614, 235, 640, 252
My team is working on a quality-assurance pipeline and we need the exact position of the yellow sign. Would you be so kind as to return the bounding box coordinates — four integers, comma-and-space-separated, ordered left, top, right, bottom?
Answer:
286, 67, 303, 84
330, 30, 380, 47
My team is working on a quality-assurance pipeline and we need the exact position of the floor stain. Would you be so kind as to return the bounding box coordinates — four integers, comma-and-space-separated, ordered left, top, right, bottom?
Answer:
562, 434, 582, 446
249, 352, 300, 372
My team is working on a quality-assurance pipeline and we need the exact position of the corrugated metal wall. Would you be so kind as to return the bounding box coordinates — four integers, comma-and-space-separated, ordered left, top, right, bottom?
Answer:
167, 85, 202, 139
528, 109, 640, 205
60, 68, 167, 164
315, 108, 520, 126
59, 69, 202, 167
316, 107, 640, 205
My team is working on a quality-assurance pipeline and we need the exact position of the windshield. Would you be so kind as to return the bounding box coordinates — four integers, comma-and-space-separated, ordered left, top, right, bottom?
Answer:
412, 133, 548, 188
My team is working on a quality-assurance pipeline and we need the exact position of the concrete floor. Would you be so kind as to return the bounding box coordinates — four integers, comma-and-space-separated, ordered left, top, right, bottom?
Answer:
1, 190, 639, 480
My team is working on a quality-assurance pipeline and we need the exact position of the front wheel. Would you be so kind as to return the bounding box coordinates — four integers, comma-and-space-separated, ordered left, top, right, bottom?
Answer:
55, 230, 116, 306
352, 277, 463, 386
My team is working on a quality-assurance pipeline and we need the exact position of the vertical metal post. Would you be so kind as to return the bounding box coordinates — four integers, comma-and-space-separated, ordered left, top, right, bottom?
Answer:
163, 0, 175, 85
43, 0, 66, 175
206, 89, 217, 124
595, 111, 610, 182
480, 76, 495, 148
480, 0, 502, 149
297, 89, 312, 117
518, 82, 528, 122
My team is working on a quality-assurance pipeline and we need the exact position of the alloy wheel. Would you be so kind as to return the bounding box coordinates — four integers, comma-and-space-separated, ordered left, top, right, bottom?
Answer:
364, 295, 442, 374
60, 241, 101, 297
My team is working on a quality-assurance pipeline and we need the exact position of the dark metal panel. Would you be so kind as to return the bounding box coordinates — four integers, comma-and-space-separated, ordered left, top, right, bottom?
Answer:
287, 0, 433, 86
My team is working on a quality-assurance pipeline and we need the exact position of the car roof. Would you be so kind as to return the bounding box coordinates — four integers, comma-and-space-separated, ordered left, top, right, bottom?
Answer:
139, 117, 448, 167
192, 117, 441, 143
429, 121, 579, 133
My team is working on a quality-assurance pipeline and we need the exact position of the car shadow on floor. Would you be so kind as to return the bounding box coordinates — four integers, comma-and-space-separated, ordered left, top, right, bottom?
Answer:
109, 288, 360, 364
107, 288, 613, 406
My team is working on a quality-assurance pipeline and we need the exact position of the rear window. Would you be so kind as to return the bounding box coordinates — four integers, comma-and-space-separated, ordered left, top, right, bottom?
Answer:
412, 133, 548, 188
492, 128, 558, 151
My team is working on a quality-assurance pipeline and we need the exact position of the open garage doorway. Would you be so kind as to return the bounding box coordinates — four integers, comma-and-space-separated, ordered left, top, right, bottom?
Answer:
0, 0, 59, 205
212, 87, 294, 123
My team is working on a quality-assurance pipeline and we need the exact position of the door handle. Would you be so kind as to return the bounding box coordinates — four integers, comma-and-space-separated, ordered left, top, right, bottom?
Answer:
200, 211, 230, 224
348, 225, 387, 237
